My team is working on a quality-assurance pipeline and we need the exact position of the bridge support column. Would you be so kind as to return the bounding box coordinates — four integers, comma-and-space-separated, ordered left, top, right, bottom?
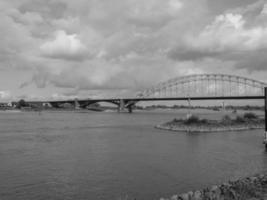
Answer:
117, 99, 125, 112
186, 97, 192, 119
74, 98, 80, 110
222, 101, 225, 112
127, 105, 133, 113
264, 87, 267, 149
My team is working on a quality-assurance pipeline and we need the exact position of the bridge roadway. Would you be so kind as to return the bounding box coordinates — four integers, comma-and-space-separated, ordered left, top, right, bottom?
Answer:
44, 95, 265, 104
27, 95, 265, 112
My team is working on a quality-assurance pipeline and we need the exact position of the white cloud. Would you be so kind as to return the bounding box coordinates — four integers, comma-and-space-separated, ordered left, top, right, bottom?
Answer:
168, 0, 183, 14
0, 91, 11, 100
40, 30, 87, 60
169, 9, 267, 63
261, 3, 267, 15
191, 13, 267, 51
51, 93, 78, 100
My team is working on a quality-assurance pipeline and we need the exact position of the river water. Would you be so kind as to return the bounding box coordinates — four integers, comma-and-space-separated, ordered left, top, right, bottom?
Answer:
0, 109, 267, 200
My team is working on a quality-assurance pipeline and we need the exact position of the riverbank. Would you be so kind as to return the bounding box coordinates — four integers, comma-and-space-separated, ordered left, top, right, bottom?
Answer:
160, 173, 267, 200
156, 113, 265, 133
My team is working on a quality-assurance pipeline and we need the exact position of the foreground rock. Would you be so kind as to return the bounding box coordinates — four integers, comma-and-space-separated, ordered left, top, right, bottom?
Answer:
160, 173, 267, 200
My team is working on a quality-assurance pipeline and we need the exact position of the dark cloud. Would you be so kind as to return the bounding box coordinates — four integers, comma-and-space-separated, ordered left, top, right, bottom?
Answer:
18, 0, 67, 19
235, 50, 267, 71
168, 47, 220, 61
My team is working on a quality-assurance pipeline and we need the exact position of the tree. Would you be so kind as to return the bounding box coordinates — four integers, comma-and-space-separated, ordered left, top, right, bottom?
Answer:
17, 99, 29, 109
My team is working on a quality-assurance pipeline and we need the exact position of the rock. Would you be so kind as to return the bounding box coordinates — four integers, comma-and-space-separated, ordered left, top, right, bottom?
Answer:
228, 188, 237, 199
203, 189, 212, 200
192, 190, 202, 200
179, 193, 189, 200
250, 176, 257, 182
188, 191, 194, 199
258, 174, 264, 179
211, 185, 219, 192
211, 185, 221, 199
222, 182, 231, 187
162, 173, 267, 200
171, 195, 178, 200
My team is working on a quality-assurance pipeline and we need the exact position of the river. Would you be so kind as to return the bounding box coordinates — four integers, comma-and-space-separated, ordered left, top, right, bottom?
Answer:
0, 109, 267, 200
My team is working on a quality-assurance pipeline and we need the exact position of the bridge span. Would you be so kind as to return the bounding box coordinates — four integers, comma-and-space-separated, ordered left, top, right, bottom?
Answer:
30, 95, 264, 112
24, 73, 267, 112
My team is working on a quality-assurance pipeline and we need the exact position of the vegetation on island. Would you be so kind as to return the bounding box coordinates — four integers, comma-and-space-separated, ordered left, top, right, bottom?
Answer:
16, 99, 30, 109
157, 112, 264, 133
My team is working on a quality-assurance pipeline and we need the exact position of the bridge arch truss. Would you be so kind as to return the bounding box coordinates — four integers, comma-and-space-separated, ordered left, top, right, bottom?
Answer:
138, 74, 267, 98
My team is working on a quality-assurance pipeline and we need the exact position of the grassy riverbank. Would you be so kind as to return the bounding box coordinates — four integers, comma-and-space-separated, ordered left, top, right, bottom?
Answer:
156, 112, 265, 133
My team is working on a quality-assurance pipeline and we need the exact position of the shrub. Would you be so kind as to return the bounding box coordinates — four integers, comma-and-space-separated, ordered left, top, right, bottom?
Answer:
222, 115, 231, 121
172, 118, 180, 123
16, 99, 29, 109
243, 112, 258, 120
200, 119, 208, 124
184, 115, 200, 124
235, 115, 245, 123
221, 115, 232, 124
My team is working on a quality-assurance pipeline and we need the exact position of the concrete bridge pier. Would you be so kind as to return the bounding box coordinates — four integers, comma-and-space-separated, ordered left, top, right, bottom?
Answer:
74, 98, 81, 109
186, 97, 192, 119
127, 105, 133, 113
117, 99, 134, 113
117, 99, 125, 113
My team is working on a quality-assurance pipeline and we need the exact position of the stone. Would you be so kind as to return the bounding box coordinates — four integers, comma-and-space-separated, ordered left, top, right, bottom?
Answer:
259, 174, 264, 179
228, 188, 237, 199
171, 195, 178, 200
188, 191, 194, 200
179, 193, 189, 200
211, 185, 221, 199
192, 190, 202, 200
162, 174, 267, 200
203, 190, 212, 200
250, 177, 258, 182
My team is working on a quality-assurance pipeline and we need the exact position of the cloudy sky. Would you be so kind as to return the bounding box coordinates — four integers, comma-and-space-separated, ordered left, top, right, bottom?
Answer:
1, 0, 267, 101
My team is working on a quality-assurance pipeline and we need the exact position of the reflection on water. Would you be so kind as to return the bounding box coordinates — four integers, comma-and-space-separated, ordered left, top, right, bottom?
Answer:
0, 110, 267, 200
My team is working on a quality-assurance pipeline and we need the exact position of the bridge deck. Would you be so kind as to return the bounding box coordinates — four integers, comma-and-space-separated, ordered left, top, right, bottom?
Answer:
24, 95, 265, 104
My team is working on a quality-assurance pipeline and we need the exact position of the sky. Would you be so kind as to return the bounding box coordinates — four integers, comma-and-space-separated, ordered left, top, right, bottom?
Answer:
1, 0, 267, 101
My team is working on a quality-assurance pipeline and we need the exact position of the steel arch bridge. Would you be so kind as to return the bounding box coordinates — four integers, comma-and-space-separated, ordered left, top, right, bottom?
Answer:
20, 73, 267, 113
137, 74, 267, 98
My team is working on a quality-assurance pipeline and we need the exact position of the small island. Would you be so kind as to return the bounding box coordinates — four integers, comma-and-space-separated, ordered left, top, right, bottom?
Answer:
156, 112, 265, 133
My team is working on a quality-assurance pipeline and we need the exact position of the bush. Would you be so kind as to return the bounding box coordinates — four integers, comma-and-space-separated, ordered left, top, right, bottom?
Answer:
172, 118, 180, 123
222, 115, 231, 121
185, 115, 200, 124
235, 115, 245, 123
221, 115, 232, 124
16, 99, 29, 109
243, 112, 258, 120
200, 119, 208, 124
